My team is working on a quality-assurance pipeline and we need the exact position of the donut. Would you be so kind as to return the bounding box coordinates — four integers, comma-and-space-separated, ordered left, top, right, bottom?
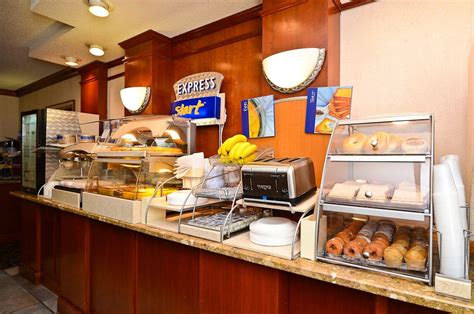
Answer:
343, 237, 368, 258
391, 243, 408, 255
325, 237, 345, 256
363, 132, 391, 154
335, 231, 352, 245
386, 134, 403, 153
372, 235, 390, 248
357, 221, 378, 240
363, 241, 386, 260
341, 133, 367, 154
401, 137, 428, 154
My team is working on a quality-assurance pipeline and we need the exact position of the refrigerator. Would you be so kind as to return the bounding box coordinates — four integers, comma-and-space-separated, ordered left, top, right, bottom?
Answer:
21, 108, 99, 193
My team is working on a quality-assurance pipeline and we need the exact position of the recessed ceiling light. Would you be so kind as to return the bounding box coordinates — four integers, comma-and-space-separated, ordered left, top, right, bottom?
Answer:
64, 56, 79, 67
88, 0, 110, 17
89, 44, 105, 56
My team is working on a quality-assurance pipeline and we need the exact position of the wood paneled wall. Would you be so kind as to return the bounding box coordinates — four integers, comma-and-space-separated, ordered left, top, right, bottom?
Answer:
106, 0, 341, 180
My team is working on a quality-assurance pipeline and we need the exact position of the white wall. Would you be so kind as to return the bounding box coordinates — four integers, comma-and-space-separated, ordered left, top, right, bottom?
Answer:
19, 76, 81, 113
340, 0, 474, 225
107, 64, 125, 119
0, 95, 20, 140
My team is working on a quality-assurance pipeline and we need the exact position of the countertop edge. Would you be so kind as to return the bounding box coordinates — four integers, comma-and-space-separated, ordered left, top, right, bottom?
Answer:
11, 191, 474, 313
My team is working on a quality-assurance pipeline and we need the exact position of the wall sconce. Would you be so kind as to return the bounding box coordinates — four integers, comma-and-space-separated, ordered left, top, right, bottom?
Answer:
120, 87, 151, 114
262, 48, 326, 94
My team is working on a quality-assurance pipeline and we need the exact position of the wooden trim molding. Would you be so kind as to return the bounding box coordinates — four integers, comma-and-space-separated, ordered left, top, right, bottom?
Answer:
107, 57, 124, 69
16, 68, 79, 97
172, 29, 262, 59
172, 4, 262, 44
108, 72, 124, 81
0, 89, 17, 97
259, 0, 307, 17
332, 0, 375, 11
119, 29, 172, 50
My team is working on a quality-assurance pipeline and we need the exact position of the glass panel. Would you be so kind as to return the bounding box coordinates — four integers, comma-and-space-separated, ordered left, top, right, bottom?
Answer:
321, 160, 430, 212
318, 212, 430, 279
21, 114, 37, 189
85, 157, 181, 200
330, 119, 431, 155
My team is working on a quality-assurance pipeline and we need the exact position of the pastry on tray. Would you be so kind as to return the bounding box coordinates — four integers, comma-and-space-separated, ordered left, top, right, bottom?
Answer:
356, 184, 391, 202
327, 181, 364, 200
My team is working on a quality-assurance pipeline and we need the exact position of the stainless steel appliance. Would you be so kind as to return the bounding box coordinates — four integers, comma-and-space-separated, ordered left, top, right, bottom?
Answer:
241, 157, 316, 205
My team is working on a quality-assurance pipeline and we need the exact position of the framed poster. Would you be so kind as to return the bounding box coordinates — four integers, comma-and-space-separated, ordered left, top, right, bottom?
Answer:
305, 86, 352, 134
241, 95, 275, 138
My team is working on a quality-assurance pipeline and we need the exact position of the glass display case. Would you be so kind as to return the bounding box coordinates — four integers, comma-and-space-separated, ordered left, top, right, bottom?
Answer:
85, 156, 181, 201
316, 114, 434, 284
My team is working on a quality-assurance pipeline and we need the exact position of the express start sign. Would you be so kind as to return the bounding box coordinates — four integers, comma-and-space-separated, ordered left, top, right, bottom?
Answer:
171, 96, 221, 120
173, 72, 223, 101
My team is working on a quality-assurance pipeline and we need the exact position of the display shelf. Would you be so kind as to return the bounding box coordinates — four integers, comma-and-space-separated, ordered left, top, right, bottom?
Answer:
316, 114, 435, 284
193, 186, 242, 201
223, 231, 301, 260
328, 155, 429, 163
317, 255, 431, 284
238, 191, 318, 214
147, 197, 224, 213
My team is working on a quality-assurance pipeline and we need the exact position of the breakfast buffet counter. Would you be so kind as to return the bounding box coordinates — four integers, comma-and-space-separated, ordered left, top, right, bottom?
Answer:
11, 191, 474, 313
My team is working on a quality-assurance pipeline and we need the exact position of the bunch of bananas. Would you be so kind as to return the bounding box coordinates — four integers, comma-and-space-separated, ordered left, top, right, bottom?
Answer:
218, 134, 257, 164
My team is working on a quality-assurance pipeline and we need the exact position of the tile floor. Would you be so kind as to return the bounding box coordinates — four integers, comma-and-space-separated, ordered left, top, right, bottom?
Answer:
0, 266, 57, 313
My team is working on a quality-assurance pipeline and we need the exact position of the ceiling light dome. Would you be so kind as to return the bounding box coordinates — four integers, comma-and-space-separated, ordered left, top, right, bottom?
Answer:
89, 44, 105, 56
64, 56, 79, 67
88, 0, 110, 17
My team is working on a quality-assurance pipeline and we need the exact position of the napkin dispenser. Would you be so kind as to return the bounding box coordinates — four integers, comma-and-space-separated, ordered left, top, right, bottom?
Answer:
241, 157, 316, 205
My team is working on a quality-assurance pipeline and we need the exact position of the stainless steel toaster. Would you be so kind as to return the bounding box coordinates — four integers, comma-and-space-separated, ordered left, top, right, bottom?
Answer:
241, 157, 316, 205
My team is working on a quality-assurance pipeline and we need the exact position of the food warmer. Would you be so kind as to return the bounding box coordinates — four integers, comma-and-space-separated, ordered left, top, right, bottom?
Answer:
81, 116, 195, 224
315, 114, 435, 284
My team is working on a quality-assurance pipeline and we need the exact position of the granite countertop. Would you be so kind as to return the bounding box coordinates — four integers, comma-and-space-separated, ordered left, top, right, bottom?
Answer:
11, 191, 474, 313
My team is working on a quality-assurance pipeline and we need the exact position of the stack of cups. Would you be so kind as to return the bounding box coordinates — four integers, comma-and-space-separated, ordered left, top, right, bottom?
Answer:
433, 163, 465, 278
440, 154, 467, 231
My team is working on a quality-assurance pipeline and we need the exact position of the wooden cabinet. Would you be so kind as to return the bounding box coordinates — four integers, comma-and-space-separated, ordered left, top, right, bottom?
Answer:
89, 221, 136, 314
199, 251, 288, 314
57, 212, 90, 314
40, 204, 60, 293
136, 234, 200, 314
19, 200, 41, 284
0, 182, 21, 245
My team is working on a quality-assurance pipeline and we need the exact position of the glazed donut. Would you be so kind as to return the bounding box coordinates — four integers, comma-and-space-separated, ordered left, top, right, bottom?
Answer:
363, 241, 386, 260
393, 238, 410, 249
372, 235, 390, 248
363, 132, 391, 154
341, 133, 367, 154
404, 246, 428, 270
401, 137, 428, 154
325, 237, 345, 256
343, 237, 369, 258
386, 134, 403, 153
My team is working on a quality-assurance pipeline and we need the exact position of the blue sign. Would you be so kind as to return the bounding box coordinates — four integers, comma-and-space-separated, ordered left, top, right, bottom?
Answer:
171, 96, 221, 120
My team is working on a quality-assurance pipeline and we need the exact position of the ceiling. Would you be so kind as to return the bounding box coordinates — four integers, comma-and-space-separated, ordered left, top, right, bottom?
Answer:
0, 0, 261, 91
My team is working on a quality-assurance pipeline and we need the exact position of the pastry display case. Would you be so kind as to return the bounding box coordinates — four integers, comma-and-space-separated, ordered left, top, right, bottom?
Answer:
316, 114, 434, 284
82, 156, 181, 223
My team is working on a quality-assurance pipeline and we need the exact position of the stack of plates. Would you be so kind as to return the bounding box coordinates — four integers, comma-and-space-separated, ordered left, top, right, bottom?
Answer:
249, 217, 298, 246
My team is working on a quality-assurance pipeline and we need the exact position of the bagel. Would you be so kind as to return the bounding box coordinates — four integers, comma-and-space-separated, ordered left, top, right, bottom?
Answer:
363, 132, 391, 154
401, 137, 428, 154
341, 133, 367, 154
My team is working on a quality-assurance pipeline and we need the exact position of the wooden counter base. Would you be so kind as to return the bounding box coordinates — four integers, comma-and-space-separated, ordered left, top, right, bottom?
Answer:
11, 192, 473, 313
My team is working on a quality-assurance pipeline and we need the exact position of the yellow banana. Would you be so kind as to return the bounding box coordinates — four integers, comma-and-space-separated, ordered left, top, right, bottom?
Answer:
238, 153, 256, 164
223, 134, 247, 153
229, 142, 245, 160
239, 144, 257, 159
233, 142, 250, 161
